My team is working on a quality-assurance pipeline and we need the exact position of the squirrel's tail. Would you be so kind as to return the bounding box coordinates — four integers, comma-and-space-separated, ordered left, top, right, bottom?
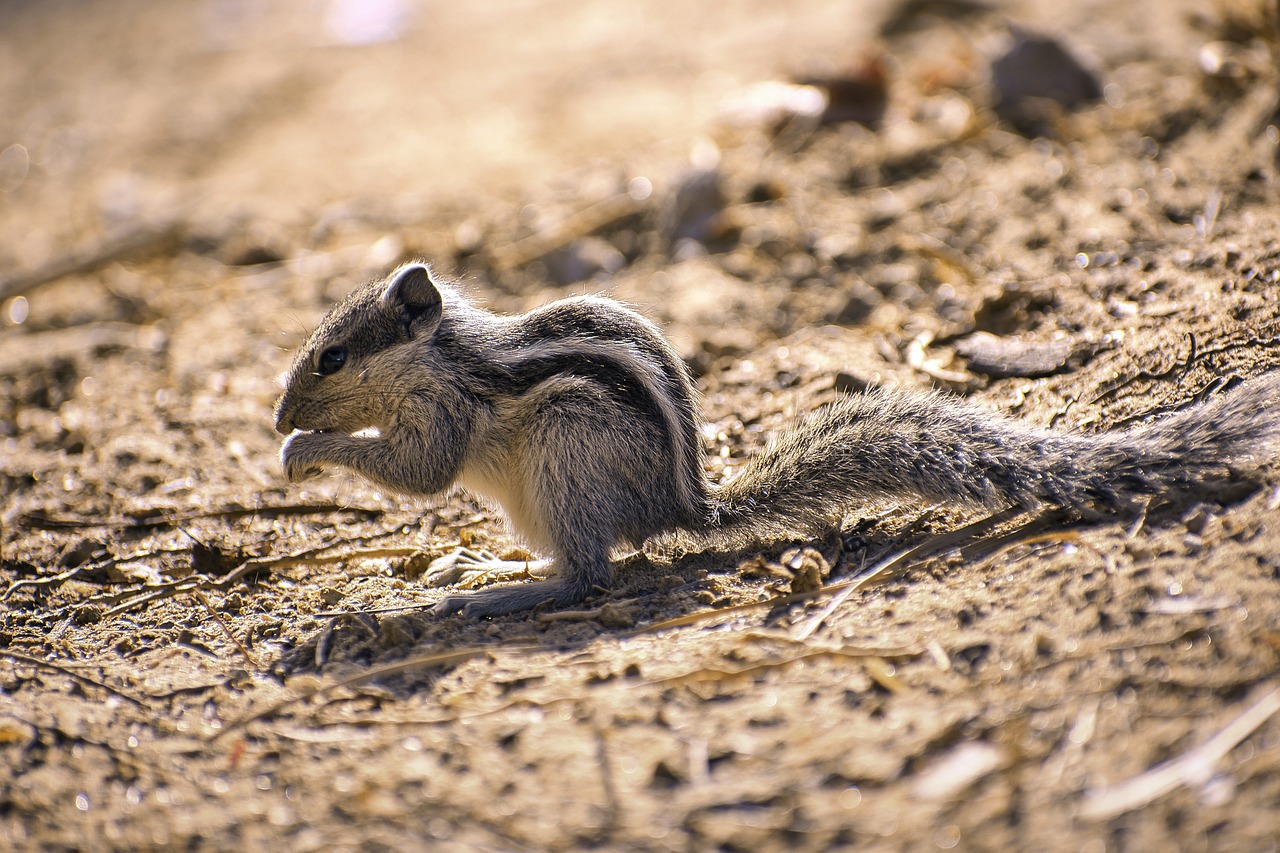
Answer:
707, 372, 1280, 540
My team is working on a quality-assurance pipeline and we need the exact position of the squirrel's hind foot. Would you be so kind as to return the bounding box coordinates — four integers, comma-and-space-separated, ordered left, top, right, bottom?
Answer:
427, 549, 582, 618
432, 577, 590, 618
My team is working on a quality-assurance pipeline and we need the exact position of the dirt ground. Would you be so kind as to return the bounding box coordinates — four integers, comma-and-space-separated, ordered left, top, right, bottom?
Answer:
5, 0, 1280, 850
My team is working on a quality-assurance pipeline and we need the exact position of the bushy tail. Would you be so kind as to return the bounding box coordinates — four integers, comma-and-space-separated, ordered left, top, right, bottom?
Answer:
708, 373, 1280, 540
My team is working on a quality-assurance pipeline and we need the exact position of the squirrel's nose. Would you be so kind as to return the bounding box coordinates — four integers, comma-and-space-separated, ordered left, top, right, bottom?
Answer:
274, 399, 295, 435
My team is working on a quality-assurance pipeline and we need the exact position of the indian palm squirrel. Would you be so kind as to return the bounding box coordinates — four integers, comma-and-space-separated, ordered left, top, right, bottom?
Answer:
275, 263, 1280, 617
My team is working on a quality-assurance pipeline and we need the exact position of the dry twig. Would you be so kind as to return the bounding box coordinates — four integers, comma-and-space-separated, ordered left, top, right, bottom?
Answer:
0, 218, 184, 303
0, 649, 148, 709
100, 544, 422, 619
488, 193, 643, 271
1090, 332, 1197, 404
791, 506, 1030, 641
212, 645, 518, 739
1079, 685, 1280, 820
23, 502, 381, 531
189, 589, 263, 670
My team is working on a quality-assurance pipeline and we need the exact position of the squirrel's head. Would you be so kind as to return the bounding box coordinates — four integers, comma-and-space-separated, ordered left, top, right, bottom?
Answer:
274, 263, 445, 435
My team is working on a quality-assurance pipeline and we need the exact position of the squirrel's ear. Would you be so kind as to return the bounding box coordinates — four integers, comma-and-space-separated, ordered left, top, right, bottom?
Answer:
381, 264, 443, 338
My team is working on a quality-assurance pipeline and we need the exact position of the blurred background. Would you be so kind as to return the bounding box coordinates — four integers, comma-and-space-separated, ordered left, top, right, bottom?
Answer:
1, 0, 880, 260
0, 0, 1202, 271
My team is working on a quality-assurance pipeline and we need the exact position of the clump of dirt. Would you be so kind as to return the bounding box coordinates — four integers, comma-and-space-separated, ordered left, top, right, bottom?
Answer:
4, 1, 1280, 850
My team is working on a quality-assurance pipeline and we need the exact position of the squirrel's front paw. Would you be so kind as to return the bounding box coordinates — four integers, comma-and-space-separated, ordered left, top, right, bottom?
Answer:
280, 432, 327, 482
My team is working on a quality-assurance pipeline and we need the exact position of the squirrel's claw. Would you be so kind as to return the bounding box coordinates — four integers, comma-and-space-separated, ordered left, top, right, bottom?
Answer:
280, 432, 326, 482
285, 462, 324, 482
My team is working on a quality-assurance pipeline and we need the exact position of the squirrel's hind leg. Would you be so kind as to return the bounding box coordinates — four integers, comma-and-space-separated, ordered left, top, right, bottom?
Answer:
432, 375, 674, 618
430, 553, 609, 618
430, 466, 617, 618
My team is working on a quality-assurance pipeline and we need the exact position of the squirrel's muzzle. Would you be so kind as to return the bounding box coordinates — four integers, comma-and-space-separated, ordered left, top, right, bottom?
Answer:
273, 397, 296, 435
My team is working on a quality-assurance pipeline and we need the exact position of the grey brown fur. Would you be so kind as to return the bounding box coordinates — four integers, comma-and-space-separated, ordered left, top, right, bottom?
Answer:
276, 264, 1280, 617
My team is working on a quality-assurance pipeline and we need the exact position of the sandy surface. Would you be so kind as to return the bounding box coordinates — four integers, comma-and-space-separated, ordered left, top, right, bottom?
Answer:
4, 0, 1280, 850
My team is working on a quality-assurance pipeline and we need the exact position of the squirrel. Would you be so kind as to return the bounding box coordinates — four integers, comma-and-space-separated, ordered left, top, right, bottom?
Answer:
275, 262, 1280, 617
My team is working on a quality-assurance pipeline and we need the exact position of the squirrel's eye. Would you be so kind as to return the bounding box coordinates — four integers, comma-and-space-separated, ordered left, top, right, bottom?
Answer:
317, 346, 348, 376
